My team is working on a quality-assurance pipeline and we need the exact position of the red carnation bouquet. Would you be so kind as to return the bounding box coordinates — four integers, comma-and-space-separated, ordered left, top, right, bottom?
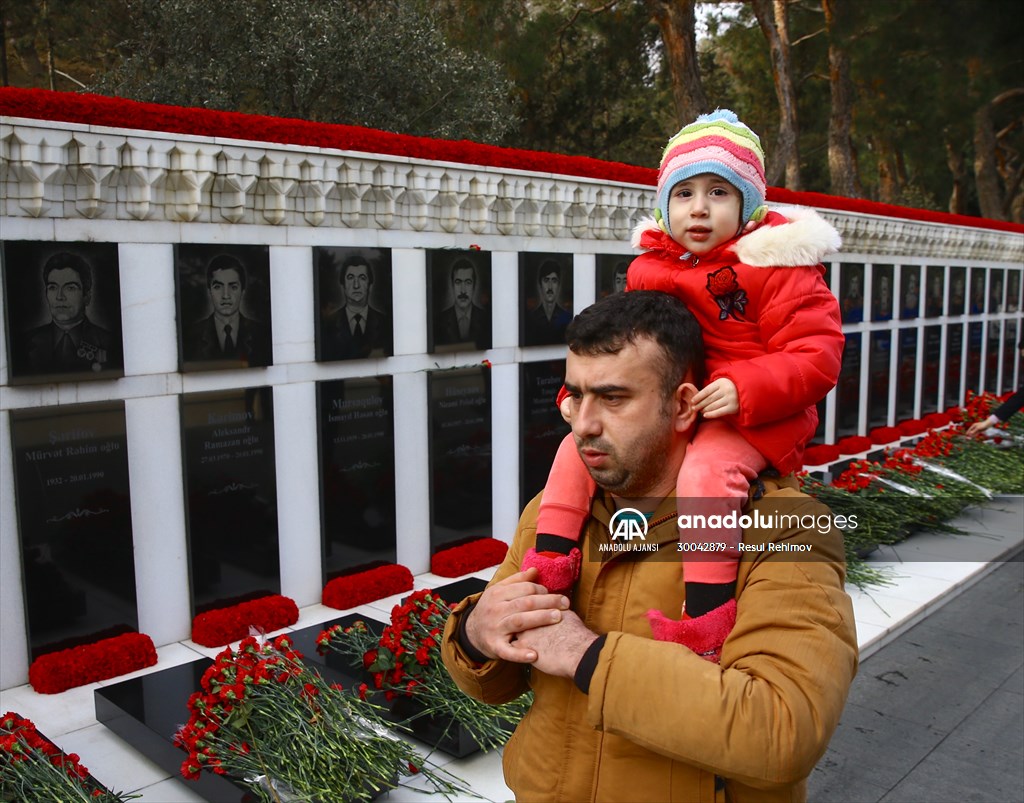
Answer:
1, 712, 137, 801
174, 634, 468, 801
318, 589, 531, 752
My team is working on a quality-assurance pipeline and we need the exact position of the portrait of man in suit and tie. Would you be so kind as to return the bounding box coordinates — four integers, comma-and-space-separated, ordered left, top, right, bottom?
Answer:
317, 249, 393, 362
428, 251, 492, 352
2, 241, 124, 384
177, 246, 272, 371
521, 253, 573, 346
596, 254, 631, 299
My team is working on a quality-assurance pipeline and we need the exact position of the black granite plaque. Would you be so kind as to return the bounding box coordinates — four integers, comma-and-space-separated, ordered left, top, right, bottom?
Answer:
95, 659, 252, 802
966, 322, 983, 394
519, 360, 570, 510
949, 267, 967, 316
969, 269, 986, 315
1002, 320, 1019, 395
868, 332, 892, 429
945, 324, 964, 407
924, 266, 944, 318
176, 244, 272, 372
1007, 270, 1022, 313
839, 263, 864, 324
871, 264, 894, 322
899, 266, 920, 320
10, 402, 137, 660
181, 387, 279, 614
2, 241, 124, 385
428, 367, 492, 551
836, 333, 861, 437
922, 325, 941, 414
318, 377, 396, 582
427, 249, 492, 353
521, 253, 573, 346
896, 329, 918, 418
985, 319, 1001, 393
989, 269, 1005, 314
596, 254, 630, 299
315, 247, 394, 362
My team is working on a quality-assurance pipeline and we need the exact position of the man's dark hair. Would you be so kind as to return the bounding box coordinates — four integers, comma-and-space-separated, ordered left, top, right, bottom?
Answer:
341, 254, 374, 285
566, 290, 704, 396
536, 259, 561, 285
42, 252, 92, 296
450, 257, 476, 284
206, 254, 247, 290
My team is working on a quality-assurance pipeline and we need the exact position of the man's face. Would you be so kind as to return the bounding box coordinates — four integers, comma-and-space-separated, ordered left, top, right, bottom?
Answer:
45, 267, 87, 326
564, 337, 686, 499
452, 267, 475, 312
613, 270, 627, 294
539, 271, 560, 304
344, 263, 371, 306
209, 268, 242, 318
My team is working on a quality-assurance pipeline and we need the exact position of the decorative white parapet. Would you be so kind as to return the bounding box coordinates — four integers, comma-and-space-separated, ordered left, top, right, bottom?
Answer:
3, 115, 1022, 264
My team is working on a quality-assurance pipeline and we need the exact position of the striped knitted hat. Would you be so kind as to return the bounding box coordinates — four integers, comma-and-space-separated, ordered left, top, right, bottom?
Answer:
655, 109, 767, 235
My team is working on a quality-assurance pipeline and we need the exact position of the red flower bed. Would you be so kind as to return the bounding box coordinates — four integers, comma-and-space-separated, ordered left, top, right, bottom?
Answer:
946, 406, 964, 423
322, 564, 414, 610
837, 435, 873, 455
803, 443, 841, 466
4, 88, 1024, 233
28, 632, 157, 694
869, 426, 903, 445
431, 538, 508, 578
191, 594, 299, 648
897, 418, 928, 436
0, 88, 654, 187
922, 412, 952, 429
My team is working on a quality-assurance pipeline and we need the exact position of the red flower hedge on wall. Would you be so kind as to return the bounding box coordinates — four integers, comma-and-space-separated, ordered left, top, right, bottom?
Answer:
191, 594, 299, 648
28, 632, 157, 694
322, 564, 414, 610
3, 88, 1024, 233
431, 538, 508, 578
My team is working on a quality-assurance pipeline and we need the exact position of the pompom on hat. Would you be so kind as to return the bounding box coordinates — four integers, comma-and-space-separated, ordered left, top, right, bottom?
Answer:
655, 109, 767, 235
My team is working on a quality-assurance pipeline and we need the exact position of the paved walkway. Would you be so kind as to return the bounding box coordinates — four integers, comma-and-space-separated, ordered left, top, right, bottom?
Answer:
808, 554, 1024, 803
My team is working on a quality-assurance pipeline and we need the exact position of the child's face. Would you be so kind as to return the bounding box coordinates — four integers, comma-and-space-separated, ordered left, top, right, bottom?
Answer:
667, 174, 743, 256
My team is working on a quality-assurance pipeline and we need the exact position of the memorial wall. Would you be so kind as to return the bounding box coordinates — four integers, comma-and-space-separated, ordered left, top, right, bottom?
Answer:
2, 101, 1023, 688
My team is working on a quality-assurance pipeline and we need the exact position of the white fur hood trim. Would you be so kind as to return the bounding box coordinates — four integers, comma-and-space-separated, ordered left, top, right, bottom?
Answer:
736, 206, 842, 267
630, 206, 842, 267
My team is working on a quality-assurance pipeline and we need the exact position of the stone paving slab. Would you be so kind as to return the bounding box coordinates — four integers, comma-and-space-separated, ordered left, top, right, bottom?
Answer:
809, 557, 1024, 803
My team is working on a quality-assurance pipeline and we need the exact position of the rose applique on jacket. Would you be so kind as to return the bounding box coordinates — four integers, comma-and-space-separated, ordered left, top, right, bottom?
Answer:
706, 266, 748, 321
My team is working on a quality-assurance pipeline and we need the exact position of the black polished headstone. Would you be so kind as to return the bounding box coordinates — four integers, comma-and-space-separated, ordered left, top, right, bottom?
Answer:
288, 613, 386, 685
924, 266, 945, 318
868, 332, 892, 429
519, 360, 570, 510
95, 659, 253, 802
922, 325, 941, 414
836, 333, 861, 437
900, 266, 920, 320
871, 264, 894, 322
180, 387, 279, 615
966, 322, 983, 394
985, 320, 1001, 393
1002, 320, 1019, 395
839, 263, 864, 323
318, 377, 396, 582
428, 367, 492, 551
896, 329, 918, 419
1, 241, 125, 385
9, 402, 137, 661
945, 324, 964, 407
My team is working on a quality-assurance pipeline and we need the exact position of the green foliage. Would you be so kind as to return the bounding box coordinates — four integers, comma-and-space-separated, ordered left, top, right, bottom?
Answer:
89, 0, 519, 142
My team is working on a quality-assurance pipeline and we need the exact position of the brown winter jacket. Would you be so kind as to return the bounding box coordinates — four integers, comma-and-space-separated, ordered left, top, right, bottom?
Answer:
442, 476, 858, 802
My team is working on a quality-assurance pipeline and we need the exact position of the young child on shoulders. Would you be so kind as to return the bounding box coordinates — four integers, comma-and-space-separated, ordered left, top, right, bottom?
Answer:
522, 109, 845, 662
